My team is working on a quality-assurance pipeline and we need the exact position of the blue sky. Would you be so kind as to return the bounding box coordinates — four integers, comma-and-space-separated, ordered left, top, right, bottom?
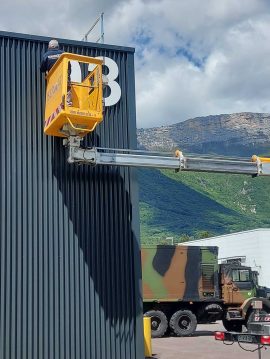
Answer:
1, 0, 270, 128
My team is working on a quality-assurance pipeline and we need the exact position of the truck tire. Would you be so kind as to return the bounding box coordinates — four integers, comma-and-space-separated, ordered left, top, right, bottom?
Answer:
222, 319, 243, 332
144, 310, 168, 338
169, 310, 197, 336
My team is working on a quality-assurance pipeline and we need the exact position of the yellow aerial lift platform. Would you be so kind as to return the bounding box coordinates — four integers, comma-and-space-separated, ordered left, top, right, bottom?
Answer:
44, 53, 103, 137
44, 53, 270, 177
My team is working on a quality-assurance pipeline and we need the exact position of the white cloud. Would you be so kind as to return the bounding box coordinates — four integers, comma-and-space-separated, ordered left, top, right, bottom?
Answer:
102, 0, 270, 127
1, 0, 270, 127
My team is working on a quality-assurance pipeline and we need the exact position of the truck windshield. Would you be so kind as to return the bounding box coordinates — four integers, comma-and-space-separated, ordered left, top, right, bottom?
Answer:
232, 269, 251, 282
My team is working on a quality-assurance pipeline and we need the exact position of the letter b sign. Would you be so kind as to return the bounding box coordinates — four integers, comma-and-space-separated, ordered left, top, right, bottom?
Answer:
70, 56, 121, 107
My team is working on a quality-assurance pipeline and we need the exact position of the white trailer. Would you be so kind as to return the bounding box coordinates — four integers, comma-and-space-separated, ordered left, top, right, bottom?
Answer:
181, 229, 270, 287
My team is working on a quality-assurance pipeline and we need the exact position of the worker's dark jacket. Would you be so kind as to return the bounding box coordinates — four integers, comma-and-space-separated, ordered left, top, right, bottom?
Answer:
40, 48, 64, 73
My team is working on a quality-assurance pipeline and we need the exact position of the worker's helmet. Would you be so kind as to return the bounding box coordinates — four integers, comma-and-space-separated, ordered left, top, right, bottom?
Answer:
48, 39, 59, 49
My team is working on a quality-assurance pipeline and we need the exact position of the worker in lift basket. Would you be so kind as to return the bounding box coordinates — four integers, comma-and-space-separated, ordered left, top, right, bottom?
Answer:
40, 39, 73, 106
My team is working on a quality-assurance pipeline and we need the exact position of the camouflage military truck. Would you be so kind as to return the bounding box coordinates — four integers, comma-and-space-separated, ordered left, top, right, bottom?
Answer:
142, 245, 270, 337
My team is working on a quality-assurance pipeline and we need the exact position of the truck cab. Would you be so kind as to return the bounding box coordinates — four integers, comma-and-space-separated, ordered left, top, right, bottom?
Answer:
220, 263, 256, 305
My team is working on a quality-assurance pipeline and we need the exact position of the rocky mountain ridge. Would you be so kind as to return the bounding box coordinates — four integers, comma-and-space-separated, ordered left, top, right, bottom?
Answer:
137, 112, 270, 156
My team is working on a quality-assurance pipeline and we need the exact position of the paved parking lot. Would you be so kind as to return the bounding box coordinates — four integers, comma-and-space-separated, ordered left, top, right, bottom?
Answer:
151, 322, 270, 359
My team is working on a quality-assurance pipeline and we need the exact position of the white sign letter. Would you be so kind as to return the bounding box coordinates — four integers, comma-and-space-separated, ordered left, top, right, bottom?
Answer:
89, 56, 121, 107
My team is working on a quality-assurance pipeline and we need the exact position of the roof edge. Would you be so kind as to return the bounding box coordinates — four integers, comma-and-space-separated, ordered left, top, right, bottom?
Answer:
180, 228, 270, 244
0, 30, 135, 53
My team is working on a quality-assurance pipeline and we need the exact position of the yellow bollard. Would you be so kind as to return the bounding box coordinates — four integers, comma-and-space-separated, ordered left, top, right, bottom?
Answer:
144, 317, 152, 358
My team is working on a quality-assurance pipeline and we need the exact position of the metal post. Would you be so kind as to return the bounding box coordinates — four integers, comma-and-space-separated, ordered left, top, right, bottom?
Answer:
258, 344, 261, 359
143, 317, 152, 358
100, 12, 104, 44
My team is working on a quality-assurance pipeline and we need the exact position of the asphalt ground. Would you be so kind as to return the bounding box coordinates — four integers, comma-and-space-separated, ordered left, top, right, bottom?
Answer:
151, 321, 270, 359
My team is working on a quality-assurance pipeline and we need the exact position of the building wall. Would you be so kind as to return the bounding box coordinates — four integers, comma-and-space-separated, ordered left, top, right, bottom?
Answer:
0, 31, 144, 359
181, 229, 270, 287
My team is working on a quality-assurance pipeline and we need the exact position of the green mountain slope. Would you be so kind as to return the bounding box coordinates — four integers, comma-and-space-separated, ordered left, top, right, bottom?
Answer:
139, 168, 270, 244
138, 113, 270, 244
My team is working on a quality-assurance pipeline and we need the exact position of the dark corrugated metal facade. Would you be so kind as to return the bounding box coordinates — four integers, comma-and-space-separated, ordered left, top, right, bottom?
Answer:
0, 31, 143, 359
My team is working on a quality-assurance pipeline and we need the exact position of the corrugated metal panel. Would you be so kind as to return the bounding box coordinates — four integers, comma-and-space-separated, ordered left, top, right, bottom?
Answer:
0, 31, 143, 359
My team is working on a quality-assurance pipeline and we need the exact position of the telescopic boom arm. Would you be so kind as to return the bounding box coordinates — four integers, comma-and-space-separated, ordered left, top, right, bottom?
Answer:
65, 136, 270, 176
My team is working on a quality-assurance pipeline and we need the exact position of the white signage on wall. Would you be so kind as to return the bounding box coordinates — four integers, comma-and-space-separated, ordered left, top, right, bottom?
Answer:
70, 56, 121, 107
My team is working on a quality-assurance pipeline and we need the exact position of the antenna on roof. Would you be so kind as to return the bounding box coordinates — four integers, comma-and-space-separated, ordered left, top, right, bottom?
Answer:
82, 12, 104, 44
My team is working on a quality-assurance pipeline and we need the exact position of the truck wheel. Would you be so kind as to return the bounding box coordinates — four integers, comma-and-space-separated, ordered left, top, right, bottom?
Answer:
144, 310, 168, 338
169, 310, 197, 336
222, 319, 243, 332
